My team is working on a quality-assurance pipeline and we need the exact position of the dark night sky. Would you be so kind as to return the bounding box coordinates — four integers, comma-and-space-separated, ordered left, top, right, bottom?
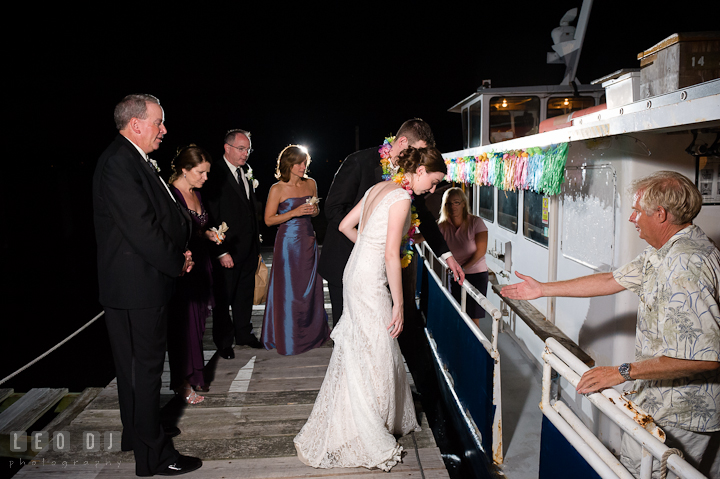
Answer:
4, 1, 718, 389
17, 2, 718, 182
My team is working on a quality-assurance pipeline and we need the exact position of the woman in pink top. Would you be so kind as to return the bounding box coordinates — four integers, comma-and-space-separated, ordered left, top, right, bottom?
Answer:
438, 188, 489, 325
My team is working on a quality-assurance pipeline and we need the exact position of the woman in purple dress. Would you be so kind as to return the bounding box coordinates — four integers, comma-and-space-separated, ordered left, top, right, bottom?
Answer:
167, 145, 218, 404
261, 145, 330, 355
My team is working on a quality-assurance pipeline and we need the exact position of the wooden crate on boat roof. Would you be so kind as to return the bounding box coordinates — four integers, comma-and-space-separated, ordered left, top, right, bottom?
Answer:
637, 31, 720, 98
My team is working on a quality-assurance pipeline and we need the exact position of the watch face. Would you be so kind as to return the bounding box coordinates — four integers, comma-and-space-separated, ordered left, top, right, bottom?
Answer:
619, 363, 632, 381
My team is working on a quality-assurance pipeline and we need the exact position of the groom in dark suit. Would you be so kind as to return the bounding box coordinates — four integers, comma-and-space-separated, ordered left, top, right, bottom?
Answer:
93, 94, 202, 476
318, 118, 465, 326
204, 129, 263, 359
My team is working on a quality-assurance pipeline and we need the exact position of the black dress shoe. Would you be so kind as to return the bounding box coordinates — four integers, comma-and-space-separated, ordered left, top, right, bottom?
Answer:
237, 335, 263, 349
163, 425, 181, 438
219, 347, 235, 359
155, 455, 202, 476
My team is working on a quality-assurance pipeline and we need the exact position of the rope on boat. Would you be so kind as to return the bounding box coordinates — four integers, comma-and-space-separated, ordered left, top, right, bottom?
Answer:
0, 311, 105, 386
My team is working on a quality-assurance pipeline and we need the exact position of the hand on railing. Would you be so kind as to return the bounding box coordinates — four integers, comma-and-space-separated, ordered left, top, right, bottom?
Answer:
576, 366, 625, 395
446, 256, 465, 285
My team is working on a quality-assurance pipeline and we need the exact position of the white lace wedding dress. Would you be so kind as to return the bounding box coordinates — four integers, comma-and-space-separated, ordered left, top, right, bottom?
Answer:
294, 186, 420, 471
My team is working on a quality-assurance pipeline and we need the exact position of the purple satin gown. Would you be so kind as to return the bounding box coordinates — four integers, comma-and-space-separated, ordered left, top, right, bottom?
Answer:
167, 187, 214, 390
262, 196, 330, 355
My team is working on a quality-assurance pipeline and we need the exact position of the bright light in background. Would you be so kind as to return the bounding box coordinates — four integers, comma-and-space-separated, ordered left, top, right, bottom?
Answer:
298, 145, 309, 155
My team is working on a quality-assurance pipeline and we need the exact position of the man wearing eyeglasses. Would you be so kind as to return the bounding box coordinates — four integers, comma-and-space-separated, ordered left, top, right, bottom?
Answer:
205, 129, 263, 358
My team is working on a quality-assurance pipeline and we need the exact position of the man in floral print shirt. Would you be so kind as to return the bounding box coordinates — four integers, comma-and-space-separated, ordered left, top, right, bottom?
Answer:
501, 171, 719, 478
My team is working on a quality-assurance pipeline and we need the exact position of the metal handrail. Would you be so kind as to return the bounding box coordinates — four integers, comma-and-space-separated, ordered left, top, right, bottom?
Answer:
542, 338, 706, 479
416, 242, 504, 464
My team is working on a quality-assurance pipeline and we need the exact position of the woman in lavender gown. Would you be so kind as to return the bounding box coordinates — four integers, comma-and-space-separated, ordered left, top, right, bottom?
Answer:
167, 145, 218, 404
261, 145, 330, 355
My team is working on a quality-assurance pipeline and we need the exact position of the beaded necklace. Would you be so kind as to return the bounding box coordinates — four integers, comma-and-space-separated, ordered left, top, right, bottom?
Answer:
379, 137, 420, 268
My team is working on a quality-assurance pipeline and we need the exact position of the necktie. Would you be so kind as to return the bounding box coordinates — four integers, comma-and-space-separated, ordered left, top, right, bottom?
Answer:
237, 166, 249, 199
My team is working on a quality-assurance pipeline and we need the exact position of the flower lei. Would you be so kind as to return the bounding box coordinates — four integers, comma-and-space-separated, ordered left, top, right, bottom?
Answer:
379, 137, 421, 268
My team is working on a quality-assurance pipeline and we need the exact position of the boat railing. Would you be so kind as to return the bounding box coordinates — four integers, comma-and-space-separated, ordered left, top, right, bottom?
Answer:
542, 337, 705, 479
416, 242, 706, 478
416, 241, 505, 464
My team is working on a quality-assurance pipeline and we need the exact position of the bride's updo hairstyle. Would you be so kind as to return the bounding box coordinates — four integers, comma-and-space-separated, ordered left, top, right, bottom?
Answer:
169, 144, 212, 183
395, 146, 447, 176
275, 145, 311, 182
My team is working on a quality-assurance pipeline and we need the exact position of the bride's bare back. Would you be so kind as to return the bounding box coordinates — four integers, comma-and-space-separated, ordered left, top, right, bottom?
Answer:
358, 181, 402, 236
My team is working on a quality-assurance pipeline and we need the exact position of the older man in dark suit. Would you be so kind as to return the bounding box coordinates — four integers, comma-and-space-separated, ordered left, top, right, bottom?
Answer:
204, 129, 263, 359
93, 94, 202, 476
318, 118, 465, 326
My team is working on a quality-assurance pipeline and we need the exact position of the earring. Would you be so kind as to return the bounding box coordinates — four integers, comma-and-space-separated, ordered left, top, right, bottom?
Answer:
183, 173, 187, 178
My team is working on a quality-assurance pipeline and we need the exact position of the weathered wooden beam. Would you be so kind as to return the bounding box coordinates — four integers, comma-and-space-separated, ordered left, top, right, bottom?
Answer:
41, 388, 103, 434
491, 283, 595, 367
0, 388, 68, 435
0, 388, 14, 404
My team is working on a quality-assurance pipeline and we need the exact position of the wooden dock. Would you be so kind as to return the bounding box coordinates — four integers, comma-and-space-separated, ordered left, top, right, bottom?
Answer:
12, 276, 450, 478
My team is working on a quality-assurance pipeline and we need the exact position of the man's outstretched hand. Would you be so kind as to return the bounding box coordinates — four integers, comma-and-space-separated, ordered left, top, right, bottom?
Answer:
500, 271, 543, 300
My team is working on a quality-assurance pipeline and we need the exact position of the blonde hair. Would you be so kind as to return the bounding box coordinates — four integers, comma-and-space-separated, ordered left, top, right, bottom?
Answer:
630, 171, 702, 225
439, 187, 470, 226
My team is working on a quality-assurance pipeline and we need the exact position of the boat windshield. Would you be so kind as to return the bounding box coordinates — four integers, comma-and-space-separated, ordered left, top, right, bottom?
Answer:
490, 96, 539, 144
547, 96, 595, 118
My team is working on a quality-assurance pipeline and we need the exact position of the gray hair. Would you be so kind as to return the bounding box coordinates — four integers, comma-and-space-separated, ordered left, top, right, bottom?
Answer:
224, 129, 252, 146
114, 94, 161, 130
630, 170, 703, 225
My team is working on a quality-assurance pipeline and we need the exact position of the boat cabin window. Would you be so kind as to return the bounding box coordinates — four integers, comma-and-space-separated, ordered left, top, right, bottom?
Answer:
497, 189, 518, 233
489, 96, 539, 144
562, 165, 617, 271
469, 100, 482, 148
547, 96, 595, 119
477, 185, 494, 223
523, 190, 549, 247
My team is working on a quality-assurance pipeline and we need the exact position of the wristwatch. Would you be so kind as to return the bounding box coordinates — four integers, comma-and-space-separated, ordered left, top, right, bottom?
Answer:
618, 363, 633, 381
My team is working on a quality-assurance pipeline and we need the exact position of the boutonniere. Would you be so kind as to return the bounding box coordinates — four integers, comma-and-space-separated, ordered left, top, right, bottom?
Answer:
148, 158, 160, 173
245, 165, 259, 190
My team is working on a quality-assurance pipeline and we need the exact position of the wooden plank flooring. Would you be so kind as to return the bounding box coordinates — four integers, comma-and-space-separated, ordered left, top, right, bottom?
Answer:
15, 269, 449, 479
0, 388, 68, 434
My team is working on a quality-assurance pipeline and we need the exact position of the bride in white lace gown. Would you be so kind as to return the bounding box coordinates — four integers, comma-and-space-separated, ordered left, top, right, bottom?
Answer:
294, 146, 448, 471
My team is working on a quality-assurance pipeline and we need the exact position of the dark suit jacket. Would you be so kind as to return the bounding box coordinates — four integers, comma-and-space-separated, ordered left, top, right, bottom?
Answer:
318, 146, 450, 285
93, 135, 190, 309
203, 159, 260, 266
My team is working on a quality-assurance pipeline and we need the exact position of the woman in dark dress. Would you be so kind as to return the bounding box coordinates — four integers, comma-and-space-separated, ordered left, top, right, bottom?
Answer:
167, 145, 218, 404
261, 145, 330, 355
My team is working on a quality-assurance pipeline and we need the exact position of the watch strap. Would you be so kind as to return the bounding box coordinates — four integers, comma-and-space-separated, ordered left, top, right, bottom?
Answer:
618, 362, 633, 381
